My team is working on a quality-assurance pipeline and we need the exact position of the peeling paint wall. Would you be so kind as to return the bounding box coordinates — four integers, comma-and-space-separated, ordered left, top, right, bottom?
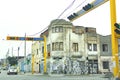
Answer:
37, 19, 102, 74
32, 41, 40, 73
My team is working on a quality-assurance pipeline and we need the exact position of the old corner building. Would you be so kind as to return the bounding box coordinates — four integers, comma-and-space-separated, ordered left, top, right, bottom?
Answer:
32, 19, 113, 75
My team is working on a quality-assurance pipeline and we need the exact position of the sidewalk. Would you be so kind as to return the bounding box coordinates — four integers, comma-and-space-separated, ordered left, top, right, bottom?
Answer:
49, 74, 64, 77
18, 72, 43, 76
18, 72, 117, 79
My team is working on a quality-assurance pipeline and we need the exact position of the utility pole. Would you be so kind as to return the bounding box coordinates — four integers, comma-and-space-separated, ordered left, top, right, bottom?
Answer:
12, 47, 13, 57
24, 33, 26, 58
43, 36, 47, 73
24, 33, 26, 73
32, 54, 34, 74
110, 0, 119, 78
66, 0, 120, 78
6, 49, 9, 67
18, 47, 20, 61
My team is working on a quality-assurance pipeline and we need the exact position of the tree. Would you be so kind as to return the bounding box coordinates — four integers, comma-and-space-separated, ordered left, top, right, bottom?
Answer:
7, 56, 18, 66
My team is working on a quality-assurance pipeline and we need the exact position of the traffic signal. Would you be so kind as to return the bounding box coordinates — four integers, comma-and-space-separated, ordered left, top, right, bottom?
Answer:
7, 36, 19, 40
67, 13, 78, 20
7, 36, 44, 41
114, 23, 120, 34
83, 3, 93, 11
26, 37, 33, 41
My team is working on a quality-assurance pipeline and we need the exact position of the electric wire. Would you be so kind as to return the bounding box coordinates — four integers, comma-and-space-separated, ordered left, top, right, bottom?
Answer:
26, 0, 80, 37
26, 26, 48, 36
57, 0, 76, 19
55, 0, 87, 24
72, 0, 87, 11
62, 0, 87, 19
26, 0, 86, 37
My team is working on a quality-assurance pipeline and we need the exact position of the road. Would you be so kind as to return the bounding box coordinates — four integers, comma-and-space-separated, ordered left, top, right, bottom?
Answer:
0, 70, 114, 80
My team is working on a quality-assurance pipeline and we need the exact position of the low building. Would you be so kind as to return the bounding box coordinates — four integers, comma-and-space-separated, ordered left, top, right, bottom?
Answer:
38, 19, 100, 74
31, 41, 41, 73
99, 35, 112, 73
18, 58, 24, 72
26, 54, 32, 72
31, 19, 118, 75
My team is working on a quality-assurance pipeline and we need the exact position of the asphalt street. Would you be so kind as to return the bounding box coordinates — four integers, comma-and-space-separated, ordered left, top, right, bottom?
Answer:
0, 70, 114, 80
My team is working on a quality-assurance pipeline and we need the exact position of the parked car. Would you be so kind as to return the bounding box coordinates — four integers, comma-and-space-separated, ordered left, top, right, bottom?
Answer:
2, 67, 7, 70
0, 68, 1, 73
7, 66, 18, 75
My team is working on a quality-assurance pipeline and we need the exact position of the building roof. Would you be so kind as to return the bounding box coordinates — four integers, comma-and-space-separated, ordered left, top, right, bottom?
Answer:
49, 19, 73, 27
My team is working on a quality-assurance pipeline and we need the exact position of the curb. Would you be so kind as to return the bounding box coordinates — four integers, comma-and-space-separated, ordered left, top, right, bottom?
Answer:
49, 74, 64, 77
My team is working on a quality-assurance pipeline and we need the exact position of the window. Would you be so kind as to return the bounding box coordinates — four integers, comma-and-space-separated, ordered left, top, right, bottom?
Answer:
42, 46, 44, 53
103, 61, 109, 69
52, 42, 63, 51
52, 26, 63, 33
72, 43, 78, 52
55, 42, 59, 50
55, 27, 59, 32
93, 44, 97, 51
75, 28, 79, 33
52, 43, 55, 51
52, 27, 55, 33
88, 43, 92, 51
59, 27, 63, 32
47, 44, 50, 52
42, 46, 44, 57
87, 43, 97, 51
37, 49, 38, 55
59, 42, 63, 51
47, 44, 51, 57
102, 44, 108, 52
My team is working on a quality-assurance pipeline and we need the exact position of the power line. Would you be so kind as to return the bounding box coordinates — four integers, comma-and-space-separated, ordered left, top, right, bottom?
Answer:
26, 0, 86, 37
26, 26, 48, 36
71, 0, 87, 12
62, 0, 87, 19
54, 0, 87, 25
57, 0, 76, 19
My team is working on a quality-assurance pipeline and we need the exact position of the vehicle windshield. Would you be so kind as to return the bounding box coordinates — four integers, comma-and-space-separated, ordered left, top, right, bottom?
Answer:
9, 66, 16, 69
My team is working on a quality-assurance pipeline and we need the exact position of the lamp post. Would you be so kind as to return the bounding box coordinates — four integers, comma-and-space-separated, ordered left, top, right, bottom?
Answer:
18, 47, 20, 61
24, 33, 26, 73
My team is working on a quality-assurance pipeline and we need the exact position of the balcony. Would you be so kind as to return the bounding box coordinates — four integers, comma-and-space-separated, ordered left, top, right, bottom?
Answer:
71, 51, 83, 58
88, 52, 98, 56
51, 51, 64, 58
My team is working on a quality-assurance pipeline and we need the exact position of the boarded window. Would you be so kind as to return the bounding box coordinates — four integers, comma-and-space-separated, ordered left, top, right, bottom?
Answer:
103, 61, 109, 69
93, 44, 97, 51
52, 42, 63, 51
59, 42, 63, 51
52, 43, 55, 51
102, 44, 108, 52
72, 43, 78, 52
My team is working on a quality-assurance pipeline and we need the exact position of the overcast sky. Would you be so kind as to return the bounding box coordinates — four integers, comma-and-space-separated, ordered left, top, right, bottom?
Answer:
0, 0, 120, 59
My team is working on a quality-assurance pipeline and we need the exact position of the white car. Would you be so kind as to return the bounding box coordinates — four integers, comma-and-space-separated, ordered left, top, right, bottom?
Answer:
7, 66, 18, 75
